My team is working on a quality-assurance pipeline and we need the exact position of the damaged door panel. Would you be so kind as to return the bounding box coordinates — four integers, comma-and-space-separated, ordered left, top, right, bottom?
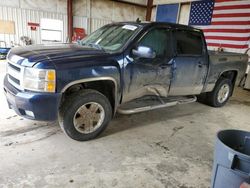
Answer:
122, 27, 173, 103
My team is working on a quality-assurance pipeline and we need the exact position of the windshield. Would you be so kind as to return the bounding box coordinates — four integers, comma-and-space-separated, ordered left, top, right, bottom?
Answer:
79, 24, 140, 52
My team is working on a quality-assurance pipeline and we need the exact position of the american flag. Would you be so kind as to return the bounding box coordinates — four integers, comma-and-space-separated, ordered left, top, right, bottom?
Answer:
189, 0, 250, 54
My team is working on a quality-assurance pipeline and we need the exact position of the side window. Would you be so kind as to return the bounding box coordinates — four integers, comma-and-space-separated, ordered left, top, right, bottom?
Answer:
138, 28, 170, 58
175, 30, 203, 55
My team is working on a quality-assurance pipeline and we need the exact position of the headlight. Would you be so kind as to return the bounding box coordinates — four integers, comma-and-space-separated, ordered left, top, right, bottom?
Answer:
23, 67, 56, 92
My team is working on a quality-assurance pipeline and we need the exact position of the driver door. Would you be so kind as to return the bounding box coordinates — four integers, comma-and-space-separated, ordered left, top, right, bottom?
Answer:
122, 27, 173, 103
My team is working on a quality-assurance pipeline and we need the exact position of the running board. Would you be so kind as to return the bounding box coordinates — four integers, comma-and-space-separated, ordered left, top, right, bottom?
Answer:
117, 96, 197, 115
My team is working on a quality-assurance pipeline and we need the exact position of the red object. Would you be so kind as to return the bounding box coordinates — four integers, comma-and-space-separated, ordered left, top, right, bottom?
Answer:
28, 22, 40, 27
30, 26, 37, 31
28, 22, 39, 31
72, 28, 87, 41
240, 183, 250, 188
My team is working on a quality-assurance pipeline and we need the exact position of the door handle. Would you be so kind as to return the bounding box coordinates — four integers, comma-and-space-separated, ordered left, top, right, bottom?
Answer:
159, 64, 170, 69
198, 62, 203, 68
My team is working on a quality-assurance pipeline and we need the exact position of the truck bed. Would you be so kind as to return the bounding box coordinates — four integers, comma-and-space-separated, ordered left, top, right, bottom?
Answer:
203, 51, 248, 92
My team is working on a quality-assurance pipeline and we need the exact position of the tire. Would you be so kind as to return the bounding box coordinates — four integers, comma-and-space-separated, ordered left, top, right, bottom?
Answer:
59, 89, 112, 141
205, 78, 232, 107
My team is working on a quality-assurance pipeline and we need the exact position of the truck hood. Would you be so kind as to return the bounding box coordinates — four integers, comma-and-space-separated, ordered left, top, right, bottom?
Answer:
8, 43, 108, 67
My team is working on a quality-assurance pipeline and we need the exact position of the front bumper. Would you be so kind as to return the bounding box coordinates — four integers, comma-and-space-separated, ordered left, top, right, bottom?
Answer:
3, 75, 61, 121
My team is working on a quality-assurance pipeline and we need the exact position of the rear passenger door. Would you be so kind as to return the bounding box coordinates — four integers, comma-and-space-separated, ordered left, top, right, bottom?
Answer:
168, 29, 208, 96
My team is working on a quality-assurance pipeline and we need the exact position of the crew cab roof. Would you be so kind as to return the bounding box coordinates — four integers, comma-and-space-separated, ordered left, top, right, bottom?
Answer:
109, 21, 202, 33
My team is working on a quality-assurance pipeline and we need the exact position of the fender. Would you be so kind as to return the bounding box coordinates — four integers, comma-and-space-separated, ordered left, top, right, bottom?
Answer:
61, 76, 118, 109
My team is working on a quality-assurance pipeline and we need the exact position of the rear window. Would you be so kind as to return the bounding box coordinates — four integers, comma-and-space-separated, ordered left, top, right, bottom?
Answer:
174, 30, 203, 56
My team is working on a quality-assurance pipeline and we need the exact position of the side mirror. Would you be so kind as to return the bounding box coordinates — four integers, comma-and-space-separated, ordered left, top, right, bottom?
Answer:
132, 46, 156, 59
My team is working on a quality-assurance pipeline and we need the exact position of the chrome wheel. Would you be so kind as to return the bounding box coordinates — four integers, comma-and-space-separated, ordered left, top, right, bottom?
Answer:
217, 84, 230, 103
73, 102, 105, 134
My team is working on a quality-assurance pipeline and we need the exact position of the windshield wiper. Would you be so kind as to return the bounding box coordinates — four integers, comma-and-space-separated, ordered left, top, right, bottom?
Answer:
89, 43, 104, 50
81, 42, 104, 51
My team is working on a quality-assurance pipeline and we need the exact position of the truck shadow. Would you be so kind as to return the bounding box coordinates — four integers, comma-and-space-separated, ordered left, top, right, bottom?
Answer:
100, 102, 210, 138
0, 120, 60, 146
0, 102, 206, 145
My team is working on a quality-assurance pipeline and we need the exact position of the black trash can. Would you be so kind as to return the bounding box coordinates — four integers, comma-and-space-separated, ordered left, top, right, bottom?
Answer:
211, 129, 250, 188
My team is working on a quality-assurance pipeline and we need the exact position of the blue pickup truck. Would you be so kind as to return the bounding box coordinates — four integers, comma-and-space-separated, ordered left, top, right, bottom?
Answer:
4, 22, 248, 141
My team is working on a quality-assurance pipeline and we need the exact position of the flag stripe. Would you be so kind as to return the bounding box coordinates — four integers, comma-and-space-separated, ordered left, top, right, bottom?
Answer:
213, 4, 250, 10
206, 39, 249, 45
212, 17, 250, 21
198, 25, 250, 29
207, 47, 246, 54
203, 28, 250, 33
213, 9, 250, 14
215, 0, 238, 2
205, 36, 250, 41
215, 1, 250, 7
211, 21, 250, 25
202, 28, 250, 33
213, 13, 250, 18
207, 43, 248, 49
204, 32, 250, 37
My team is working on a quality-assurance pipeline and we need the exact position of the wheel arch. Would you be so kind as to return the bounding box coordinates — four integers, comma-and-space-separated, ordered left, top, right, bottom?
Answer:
61, 77, 118, 113
217, 70, 238, 95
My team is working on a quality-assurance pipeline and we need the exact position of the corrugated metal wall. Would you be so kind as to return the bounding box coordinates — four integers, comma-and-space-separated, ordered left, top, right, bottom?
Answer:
90, 18, 112, 33
0, 6, 68, 46
74, 16, 88, 30
89, 0, 146, 33
0, 6, 89, 47
0, 1, 147, 47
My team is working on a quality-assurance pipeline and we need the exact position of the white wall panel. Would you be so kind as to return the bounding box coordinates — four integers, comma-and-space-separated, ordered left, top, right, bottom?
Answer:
0, 6, 68, 46
89, 0, 146, 33
90, 18, 112, 32
122, 0, 147, 5
151, 7, 157, 21
0, 0, 20, 8
178, 3, 190, 25
20, 0, 67, 13
73, 16, 88, 29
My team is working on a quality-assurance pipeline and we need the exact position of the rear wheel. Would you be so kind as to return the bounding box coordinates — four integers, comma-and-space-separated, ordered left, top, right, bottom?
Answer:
205, 78, 232, 107
59, 89, 112, 141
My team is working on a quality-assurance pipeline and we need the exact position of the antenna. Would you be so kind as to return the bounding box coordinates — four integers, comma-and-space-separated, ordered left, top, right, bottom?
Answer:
136, 18, 141, 23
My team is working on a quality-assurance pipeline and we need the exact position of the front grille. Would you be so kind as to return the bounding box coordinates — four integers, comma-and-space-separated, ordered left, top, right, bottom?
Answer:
8, 62, 21, 72
8, 74, 20, 85
7, 60, 24, 90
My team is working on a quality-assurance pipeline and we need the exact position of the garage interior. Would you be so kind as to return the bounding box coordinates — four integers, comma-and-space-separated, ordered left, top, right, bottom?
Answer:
0, 0, 250, 187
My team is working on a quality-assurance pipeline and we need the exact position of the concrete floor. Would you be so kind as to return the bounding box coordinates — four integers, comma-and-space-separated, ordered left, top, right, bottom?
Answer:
0, 60, 250, 188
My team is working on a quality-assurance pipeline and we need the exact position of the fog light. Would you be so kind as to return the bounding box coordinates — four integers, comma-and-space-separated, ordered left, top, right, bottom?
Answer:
25, 110, 34, 117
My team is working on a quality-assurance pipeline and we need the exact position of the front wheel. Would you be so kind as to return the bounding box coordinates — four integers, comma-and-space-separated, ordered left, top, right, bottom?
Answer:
205, 78, 232, 107
59, 89, 112, 141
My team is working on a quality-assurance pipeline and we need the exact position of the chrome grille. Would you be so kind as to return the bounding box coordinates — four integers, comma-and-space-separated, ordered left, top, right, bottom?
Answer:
7, 60, 24, 90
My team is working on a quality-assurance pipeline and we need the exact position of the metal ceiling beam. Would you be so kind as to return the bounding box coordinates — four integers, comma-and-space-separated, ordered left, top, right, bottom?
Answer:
67, 0, 73, 43
110, 0, 147, 8
146, 0, 153, 21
